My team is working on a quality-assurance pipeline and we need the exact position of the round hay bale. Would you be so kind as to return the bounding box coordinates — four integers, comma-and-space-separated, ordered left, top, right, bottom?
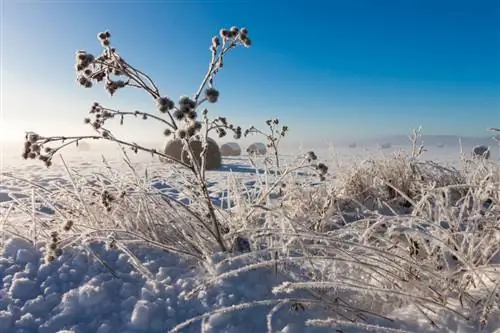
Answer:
182, 137, 222, 170
220, 142, 241, 156
472, 145, 490, 160
162, 137, 222, 170
77, 141, 91, 151
246, 142, 267, 155
162, 138, 184, 163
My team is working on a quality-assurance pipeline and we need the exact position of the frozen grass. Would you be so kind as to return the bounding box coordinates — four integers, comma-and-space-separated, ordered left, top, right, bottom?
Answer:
1, 143, 499, 333
2, 26, 500, 333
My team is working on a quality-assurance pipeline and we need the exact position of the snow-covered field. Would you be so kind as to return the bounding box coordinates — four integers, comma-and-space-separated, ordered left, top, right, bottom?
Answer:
0, 142, 499, 333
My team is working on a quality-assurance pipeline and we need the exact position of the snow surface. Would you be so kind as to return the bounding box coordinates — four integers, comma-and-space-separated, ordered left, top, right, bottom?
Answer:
0, 143, 499, 333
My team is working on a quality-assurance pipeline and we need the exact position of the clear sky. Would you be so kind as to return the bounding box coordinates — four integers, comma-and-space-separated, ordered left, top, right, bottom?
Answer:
1, 0, 499, 146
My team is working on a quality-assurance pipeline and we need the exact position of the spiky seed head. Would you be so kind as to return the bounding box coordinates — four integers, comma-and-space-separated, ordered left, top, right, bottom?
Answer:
187, 110, 197, 120
98, 32, 107, 40
230, 26, 239, 35
173, 110, 184, 121
193, 121, 202, 131
317, 163, 328, 175
45, 255, 55, 264
307, 151, 317, 161
186, 125, 196, 137
179, 96, 196, 108
177, 129, 187, 139
242, 37, 252, 48
205, 88, 219, 103
157, 97, 174, 112
76, 52, 87, 61
27, 132, 39, 143
218, 128, 227, 138
212, 36, 221, 47
30, 144, 40, 152
220, 29, 230, 39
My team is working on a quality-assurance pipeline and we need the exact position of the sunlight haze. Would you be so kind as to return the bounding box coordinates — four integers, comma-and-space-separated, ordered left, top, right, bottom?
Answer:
1, 0, 499, 145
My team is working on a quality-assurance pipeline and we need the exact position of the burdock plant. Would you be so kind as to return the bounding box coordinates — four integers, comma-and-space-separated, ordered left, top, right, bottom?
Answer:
22, 26, 252, 252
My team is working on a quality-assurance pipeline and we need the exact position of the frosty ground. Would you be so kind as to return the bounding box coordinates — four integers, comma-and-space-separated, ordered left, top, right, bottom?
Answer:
0, 144, 499, 333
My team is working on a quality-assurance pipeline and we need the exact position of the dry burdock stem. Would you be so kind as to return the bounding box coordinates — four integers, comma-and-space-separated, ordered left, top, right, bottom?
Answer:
244, 119, 288, 169
22, 26, 253, 253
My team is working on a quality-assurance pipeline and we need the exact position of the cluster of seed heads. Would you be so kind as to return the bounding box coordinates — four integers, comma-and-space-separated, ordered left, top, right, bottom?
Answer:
160, 96, 207, 139
84, 102, 115, 131
75, 31, 129, 95
306, 151, 318, 162
219, 26, 251, 48
156, 96, 175, 113
212, 117, 243, 139
244, 119, 288, 139
45, 231, 63, 264
205, 26, 251, 96
22, 132, 53, 167
101, 190, 116, 212
244, 119, 289, 149
316, 163, 328, 181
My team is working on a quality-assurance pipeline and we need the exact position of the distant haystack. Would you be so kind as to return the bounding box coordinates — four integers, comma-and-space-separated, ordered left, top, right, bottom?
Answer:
77, 141, 91, 151
472, 145, 490, 160
436, 143, 445, 148
379, 142, 392, 149
220, 142, 242, 156
348, 142, 357, 148
162, 137, 222, 170
246, 142, 267, 155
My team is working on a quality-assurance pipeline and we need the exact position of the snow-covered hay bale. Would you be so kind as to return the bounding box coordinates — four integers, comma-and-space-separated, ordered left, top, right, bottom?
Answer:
162, 137, 222, 170
246, 142, 267, 155
472, 145, 490, 160
220, 142, 242, 156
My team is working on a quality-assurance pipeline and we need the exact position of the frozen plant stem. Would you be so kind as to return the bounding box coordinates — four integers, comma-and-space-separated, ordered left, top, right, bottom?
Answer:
22, 26, 253, 253
244, 119, 289, 170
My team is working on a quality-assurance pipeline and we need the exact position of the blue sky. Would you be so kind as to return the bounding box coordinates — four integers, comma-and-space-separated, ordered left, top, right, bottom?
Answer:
1, 0, 499, 145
